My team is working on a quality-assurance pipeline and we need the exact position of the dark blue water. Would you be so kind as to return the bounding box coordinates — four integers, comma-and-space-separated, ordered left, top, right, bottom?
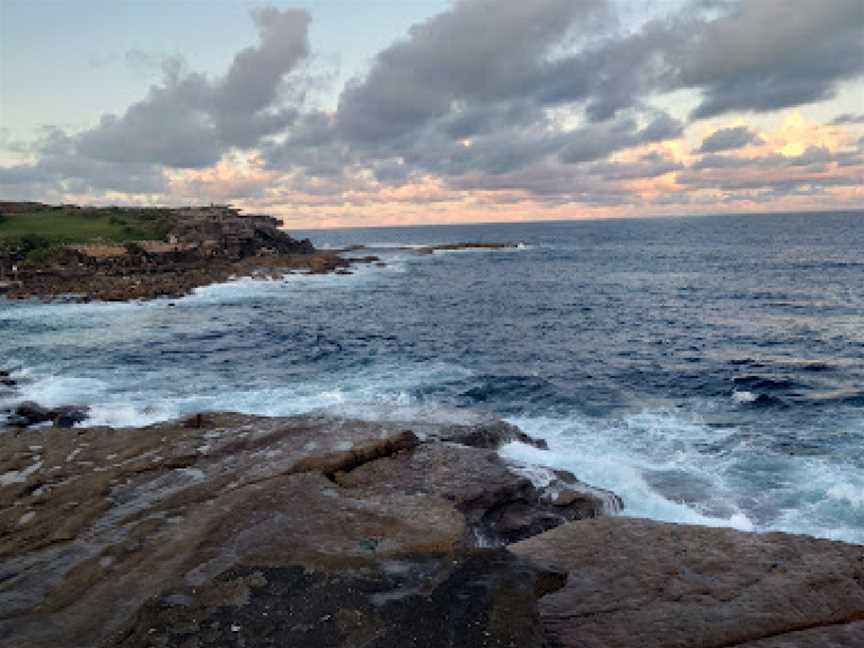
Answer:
2, 211, 863, 542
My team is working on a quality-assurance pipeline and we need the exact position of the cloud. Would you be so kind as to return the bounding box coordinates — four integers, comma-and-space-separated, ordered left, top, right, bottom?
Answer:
335, 0, 611, 142
76, 8, 310, 168
698, 126, 762, 152
677, 0, 864, 118
831, 113, 864, 126
559, 113, 682, 163
589, 152, 683, 180
0, 129, 166, 194
681, 144, 864, 192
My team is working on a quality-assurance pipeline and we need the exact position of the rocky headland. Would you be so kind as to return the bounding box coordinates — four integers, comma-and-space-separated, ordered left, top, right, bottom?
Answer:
0, 204, 363, 302
1, 410, 862, 647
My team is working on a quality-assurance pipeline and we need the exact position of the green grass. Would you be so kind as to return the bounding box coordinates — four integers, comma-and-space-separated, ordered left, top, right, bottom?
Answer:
0, 207, 172, 246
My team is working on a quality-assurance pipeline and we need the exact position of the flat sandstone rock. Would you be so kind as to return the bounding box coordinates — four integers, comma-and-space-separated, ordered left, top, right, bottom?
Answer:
511, 516, 864, 648
0, 413, 604, 648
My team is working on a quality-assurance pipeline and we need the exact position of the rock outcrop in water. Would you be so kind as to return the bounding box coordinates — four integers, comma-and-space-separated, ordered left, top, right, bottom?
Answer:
1, 413, 862, 647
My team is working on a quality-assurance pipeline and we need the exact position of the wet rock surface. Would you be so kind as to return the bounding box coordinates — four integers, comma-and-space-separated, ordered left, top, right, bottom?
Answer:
511, 517, 864, 648
0, 413, 600, 648
7, 401, 90, 429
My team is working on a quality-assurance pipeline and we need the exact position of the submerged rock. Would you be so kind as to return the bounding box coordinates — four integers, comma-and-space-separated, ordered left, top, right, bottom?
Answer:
511, 517, 864, 648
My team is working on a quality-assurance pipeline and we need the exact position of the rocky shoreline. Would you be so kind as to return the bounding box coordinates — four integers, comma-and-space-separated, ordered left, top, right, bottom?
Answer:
1, 411, 862, 647
0, 204, 367, 302
0, 250, 365, 303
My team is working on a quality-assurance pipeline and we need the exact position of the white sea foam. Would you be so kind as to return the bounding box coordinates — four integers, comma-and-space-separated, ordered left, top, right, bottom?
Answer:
37, 358, 478, 430
827, 483, 864, 510
495, 409, 864, 540
732, 390, 758, 404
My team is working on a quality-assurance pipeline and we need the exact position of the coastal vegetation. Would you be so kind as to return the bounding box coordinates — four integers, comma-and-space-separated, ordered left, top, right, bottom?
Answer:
0, 205, 173, 265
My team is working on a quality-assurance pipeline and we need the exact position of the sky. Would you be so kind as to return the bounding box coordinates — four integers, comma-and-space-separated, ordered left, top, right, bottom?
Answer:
1, 0, 862, 228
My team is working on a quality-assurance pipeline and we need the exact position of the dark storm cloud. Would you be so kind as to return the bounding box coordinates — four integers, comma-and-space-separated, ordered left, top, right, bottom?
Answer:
76, 8, 310, 168
698, 126, 762, 152
677, 0, 864, 118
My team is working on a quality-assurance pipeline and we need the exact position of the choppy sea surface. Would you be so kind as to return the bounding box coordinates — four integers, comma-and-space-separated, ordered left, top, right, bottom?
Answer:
2, 211, 863, 543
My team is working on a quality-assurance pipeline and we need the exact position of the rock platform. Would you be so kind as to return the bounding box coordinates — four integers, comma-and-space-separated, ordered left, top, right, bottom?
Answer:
1, 413, 862, 647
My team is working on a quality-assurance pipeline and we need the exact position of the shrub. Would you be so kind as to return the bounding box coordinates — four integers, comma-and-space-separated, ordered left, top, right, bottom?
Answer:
19, 234, 51, 252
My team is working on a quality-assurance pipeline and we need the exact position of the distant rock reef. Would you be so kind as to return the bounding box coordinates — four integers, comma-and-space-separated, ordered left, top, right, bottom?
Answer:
1, 410, 862, 647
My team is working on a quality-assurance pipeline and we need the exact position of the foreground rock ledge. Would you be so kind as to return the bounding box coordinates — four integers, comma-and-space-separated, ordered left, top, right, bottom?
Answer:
3, 414, 862, 648
512, 517, 864, 648
0, 413, 614, 648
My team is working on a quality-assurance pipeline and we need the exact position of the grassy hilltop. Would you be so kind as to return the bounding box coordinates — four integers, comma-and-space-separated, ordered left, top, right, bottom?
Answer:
0, 204, 172, 256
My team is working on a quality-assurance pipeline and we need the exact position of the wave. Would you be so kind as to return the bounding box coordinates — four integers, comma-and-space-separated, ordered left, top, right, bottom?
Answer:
498, 408, 864, 544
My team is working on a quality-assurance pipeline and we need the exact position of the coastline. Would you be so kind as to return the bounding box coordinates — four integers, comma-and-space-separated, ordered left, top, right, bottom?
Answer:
0, 250, 358, 303
0, 242, 518, 303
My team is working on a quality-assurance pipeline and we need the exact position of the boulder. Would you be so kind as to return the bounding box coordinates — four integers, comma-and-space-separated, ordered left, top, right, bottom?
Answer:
7, 402, 89, 428
436, 419, 549, 450
12, 401, 51, 426
511, 517, 864, 648
50, 405, 89, 428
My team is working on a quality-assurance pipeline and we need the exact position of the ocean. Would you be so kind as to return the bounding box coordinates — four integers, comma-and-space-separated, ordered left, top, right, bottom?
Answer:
2, 211, 863, 543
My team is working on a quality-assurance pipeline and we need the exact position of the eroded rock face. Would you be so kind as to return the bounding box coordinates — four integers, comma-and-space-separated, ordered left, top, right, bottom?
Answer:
0, 413, 598, 648
511, 517, 864, 648
335, 443, 615, 545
